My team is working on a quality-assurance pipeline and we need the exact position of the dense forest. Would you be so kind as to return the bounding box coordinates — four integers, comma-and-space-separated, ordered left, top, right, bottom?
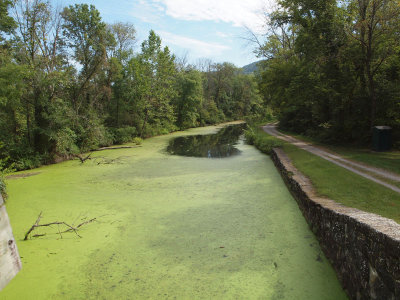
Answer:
0, 0, 263, 174
256, 0, 400, 145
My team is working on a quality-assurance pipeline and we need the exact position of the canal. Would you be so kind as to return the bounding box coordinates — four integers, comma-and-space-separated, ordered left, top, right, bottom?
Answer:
2, 123, 347, 299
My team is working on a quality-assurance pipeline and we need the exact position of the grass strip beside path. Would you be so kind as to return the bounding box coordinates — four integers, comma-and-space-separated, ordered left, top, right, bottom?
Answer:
281, 143, 400, 224
327, 147, 400, 176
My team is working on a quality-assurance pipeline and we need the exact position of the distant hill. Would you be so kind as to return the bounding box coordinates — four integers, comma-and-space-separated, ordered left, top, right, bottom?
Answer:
241, 60, 263, 75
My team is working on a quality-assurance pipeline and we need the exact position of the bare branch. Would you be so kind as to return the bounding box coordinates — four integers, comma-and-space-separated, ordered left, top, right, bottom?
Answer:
24, 211, 43, 240
73, 153, 92, 163
24, 213, 99, 240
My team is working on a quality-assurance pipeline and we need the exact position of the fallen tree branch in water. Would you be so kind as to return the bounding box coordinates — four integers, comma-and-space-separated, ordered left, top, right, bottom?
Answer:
24, 213, 97, 240
94, 156, 130, 165
95, 145, 141, 151
62, 217, 97, 233
73, 153, 92, 164
24, 211, 43, 240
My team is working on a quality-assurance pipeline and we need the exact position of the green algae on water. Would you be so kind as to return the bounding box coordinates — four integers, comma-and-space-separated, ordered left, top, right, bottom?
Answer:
2, 124, 347, 299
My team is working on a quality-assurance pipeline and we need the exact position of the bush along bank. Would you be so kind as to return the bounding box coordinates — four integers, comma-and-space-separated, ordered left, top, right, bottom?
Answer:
244, 125, 283, 154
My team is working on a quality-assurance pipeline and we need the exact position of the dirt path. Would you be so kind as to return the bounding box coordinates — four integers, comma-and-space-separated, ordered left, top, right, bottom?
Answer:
262, 124, 400, 194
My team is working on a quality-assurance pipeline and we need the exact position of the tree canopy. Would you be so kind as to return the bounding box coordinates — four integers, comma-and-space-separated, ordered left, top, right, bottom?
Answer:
0, 1, 262, 171
256, 0, 400, 145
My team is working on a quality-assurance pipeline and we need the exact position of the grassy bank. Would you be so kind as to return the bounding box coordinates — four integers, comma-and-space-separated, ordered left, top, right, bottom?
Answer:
282, 144, 400, 223
244, 126, 283, 154
255, 127, 400, 224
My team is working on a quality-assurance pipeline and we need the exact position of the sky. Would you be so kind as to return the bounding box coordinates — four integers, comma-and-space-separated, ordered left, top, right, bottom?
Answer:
59, 0, 276, 67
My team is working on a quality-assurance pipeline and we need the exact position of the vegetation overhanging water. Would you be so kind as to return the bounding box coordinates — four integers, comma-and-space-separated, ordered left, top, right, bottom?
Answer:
2, 123, 347, 299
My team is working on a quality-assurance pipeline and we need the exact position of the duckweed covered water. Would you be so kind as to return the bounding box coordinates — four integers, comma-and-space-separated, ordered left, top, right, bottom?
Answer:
2, 123, 347, 299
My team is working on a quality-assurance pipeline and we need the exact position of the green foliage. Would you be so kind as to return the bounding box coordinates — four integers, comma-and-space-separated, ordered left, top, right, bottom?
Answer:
0, 176, 6, 199
245, 126, 283, 154
62, 4, 110, 73
257, 0, 400, 146
0, 0, 15, 40
54, 128, 79, 156
132, 137, 142, 145
174, 69, 203, 129
0, 3, 264, 171
0, 143, 14, 199
110, 126, 137, 144
77, 118, 113, 151
133, 30, 178, 137
13, 154, 43, 170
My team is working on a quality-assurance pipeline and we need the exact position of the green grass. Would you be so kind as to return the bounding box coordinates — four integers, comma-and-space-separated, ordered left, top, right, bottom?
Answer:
244, 126, 283, 154
282, 143, 400, 223
327, 146, 400, 175
279, 129, 400, 175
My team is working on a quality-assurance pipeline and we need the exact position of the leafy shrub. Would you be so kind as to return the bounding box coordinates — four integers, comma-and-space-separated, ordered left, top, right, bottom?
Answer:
245, 126, 283, 154
0, 156, 14, 200
244, 106, 276, 125
142, 122, 178, 138
244, 127, 256, 145
110, 126, 137, 144
55, 127, 79, 156
133, 137, 142, 145
0, 174, 6, 200
13, 154, 42, 170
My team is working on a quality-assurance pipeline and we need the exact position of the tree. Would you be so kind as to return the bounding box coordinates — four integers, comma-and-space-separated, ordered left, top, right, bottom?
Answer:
62, 4, 113, 108
10, 0, 72, 155
107, 22, 136, 127
174, 69, 203, 129
62, 4, 114, 151
345, 0, 400, 128
134, 30, 177, 137
257, 0, 400, 144
0, 0, 15, 41
108, 22, 136, 62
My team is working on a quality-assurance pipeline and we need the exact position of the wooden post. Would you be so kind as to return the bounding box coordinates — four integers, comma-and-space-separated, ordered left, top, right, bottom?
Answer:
0, 193, 21, 290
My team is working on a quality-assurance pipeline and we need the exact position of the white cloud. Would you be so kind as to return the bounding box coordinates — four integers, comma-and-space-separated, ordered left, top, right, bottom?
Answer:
158, 31, 230, 57
130, 0, 163, 23
216, 31, 230, 38
153, 0, 274, 33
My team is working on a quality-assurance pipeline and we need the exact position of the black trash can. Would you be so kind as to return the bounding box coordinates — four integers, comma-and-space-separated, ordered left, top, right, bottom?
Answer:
372, 126, 392, 151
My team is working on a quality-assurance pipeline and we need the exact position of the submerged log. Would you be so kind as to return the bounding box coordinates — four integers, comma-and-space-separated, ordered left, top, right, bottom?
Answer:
95, 145, 141, 151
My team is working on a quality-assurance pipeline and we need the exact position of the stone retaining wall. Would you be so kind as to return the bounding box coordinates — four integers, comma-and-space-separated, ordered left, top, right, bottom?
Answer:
271, 148, 400, 300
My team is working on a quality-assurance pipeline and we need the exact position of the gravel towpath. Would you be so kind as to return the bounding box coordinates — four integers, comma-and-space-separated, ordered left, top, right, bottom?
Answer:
262, 124, 400, 194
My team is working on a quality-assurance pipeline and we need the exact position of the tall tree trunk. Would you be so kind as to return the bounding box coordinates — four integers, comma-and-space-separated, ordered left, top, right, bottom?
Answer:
358, 0, 368, 92
26, 102, 31, 147
116, 96, 120, 127
367, 60, 377, 129
140, 108, 149, 138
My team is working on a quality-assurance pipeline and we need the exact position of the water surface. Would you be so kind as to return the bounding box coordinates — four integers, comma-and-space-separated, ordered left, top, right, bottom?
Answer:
167, 123, 246, 158
2, 123, 347, 299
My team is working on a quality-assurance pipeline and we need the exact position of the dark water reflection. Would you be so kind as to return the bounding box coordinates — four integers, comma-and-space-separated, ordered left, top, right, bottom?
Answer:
167, 123, 247, 158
